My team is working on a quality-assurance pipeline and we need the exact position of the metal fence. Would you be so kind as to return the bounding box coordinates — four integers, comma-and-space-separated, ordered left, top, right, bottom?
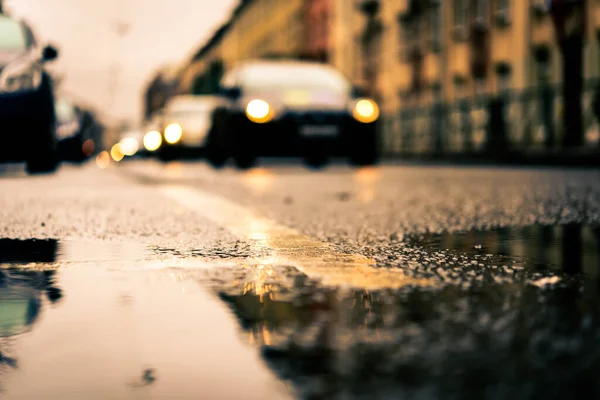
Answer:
382, 79, 600, 156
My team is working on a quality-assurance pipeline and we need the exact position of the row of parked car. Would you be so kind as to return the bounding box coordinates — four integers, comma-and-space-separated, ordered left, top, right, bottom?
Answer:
0, 13, 103, 175
121, 59, 381, 169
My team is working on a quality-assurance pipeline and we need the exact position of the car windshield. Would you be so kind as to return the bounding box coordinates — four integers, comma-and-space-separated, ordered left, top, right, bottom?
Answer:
169, 100, 214, 117
240, 64, 351, 95
0, 18, 26, 52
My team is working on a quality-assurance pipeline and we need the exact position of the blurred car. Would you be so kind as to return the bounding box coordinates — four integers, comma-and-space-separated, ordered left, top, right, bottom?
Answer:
157, 95, 220, 162
206, 60, 380, 169
77, 108, 104, 158
55, 97, 93, 162
0, 14, 60, 174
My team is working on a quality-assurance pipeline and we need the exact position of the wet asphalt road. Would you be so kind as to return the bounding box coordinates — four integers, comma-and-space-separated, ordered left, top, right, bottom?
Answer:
1, 159, 600, 399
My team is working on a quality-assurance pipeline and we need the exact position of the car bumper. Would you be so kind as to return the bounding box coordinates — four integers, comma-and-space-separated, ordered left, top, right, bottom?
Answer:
230, 112, 377, 157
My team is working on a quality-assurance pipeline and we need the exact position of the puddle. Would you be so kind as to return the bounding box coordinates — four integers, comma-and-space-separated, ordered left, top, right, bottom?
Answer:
207, 260, 600, 399
412, 224, 600, 276
0, 269, 62, 339
0, 265, 291, 399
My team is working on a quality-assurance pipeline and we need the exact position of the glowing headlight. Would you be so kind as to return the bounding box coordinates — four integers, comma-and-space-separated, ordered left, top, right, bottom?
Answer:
164, 123, 183, 144
352, 99, 379, 124
246, 99, 273, 123
0, 61, 42, 93
110, 144, 124, 162
120, 137, 139, 156
143, 130, 162, 151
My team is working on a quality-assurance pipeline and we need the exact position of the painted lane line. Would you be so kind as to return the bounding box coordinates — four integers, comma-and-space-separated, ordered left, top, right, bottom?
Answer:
159, 185, 431, 290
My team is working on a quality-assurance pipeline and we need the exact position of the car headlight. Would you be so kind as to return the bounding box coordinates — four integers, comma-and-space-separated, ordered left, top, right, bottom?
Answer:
0, 61, 42, 93
352, 99, 380, 124
143, 130, 162, 151
164, 123, 183, 144
246, 99, 273, 124
119, 137, 139, 156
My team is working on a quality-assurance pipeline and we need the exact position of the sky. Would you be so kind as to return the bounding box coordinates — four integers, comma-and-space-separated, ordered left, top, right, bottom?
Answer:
4, 0, 237, 124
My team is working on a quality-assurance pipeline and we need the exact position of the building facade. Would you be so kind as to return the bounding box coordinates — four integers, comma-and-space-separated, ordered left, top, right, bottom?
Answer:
177, 0, 308, 96
305, 0, 331, 61
143, 65, 181, 120
355, 0, 600, 155
151, 0, 600, 152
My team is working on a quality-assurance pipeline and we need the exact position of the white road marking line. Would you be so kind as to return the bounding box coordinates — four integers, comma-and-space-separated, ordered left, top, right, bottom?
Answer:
159, 184, 431, 290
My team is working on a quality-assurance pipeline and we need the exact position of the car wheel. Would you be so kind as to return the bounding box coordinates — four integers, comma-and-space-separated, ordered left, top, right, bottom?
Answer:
158, 148, 178, 163
26, 155, 59, 174
233, 154, 257, 170
231, 122, 257, 170
205, 117, 230, 169
349, 151, 379, 167
206, 151, 228, 168
205, 138, 228, 168
27, 143, 59, 175
349, 131, 380, 167
304, 153, 329, 169
27, 120, 59, 175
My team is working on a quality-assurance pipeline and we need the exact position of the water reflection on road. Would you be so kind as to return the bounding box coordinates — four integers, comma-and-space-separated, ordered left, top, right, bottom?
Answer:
415, 224, 600, 276
214, 224, 600, 399
1, 224, 599, 398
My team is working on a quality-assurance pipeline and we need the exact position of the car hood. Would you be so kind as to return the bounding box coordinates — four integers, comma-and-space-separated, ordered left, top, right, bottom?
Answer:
240, 89, 349, 112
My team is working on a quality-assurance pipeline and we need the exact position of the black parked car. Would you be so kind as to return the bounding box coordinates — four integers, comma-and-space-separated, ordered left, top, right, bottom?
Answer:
0, 14, 60, 174
55, 98, 99, 162
206, 60, 380, 169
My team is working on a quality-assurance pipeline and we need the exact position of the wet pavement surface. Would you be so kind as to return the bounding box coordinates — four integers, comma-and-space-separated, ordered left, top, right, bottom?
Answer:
1, 160, 600, 399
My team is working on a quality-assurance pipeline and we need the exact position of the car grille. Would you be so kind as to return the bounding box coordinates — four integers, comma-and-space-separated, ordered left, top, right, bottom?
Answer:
284, 110, 346, 125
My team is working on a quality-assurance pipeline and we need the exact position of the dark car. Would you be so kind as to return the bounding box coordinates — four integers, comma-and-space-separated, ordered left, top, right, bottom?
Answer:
55, 98, 98, 162
206, 60, 380, 169
0, 14, 60, 174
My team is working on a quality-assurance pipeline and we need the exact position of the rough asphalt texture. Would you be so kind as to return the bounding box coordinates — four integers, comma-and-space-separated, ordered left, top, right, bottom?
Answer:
1, 160, 600, 399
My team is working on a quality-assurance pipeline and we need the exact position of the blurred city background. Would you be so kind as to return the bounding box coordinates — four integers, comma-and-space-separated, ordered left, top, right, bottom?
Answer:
2, 0, 599, 163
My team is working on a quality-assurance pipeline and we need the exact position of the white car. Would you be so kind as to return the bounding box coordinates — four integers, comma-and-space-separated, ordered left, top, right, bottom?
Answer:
206, 60, 380, 169
157, 95, 220, 161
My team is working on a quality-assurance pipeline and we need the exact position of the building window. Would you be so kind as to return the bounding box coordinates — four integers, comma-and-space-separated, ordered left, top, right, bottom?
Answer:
496, 0, 510, 13
453, 0, 467, 28
495, 63, 512, 93
398, 13, 412, 61
453, 0, 468, 41
428, 2, 441, 52
476, 0, 490, 24
494, 0, 512, 27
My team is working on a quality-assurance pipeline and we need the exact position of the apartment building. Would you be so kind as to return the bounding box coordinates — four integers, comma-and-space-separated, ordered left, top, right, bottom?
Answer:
355, 0, 600, 154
